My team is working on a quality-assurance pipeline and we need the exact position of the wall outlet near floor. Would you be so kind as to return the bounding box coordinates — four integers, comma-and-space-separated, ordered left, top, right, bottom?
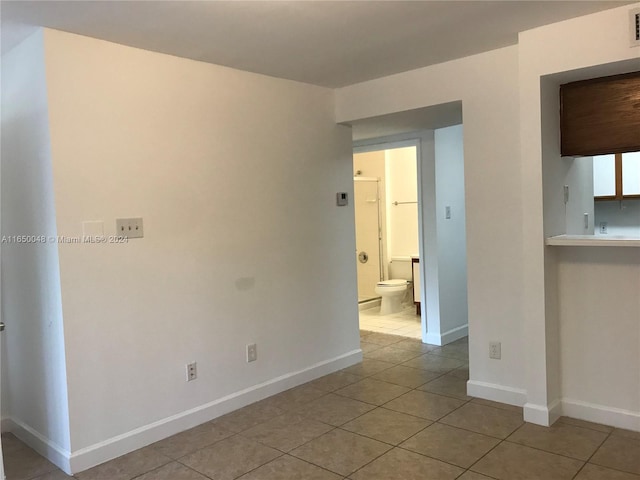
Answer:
599, 222, 608, 234
246, 343, 257, 363
186, 362, 197, 381
489, 341, 501, 360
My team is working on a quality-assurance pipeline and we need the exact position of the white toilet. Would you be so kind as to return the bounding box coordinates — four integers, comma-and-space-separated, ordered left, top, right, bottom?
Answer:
375, 279, 408, 315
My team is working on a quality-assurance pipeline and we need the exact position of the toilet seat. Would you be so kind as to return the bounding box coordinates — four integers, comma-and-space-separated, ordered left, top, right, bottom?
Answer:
377, 279, 408, 287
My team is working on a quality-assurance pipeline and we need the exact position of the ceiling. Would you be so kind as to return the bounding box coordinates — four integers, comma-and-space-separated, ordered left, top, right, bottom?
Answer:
1, 1, 632, 88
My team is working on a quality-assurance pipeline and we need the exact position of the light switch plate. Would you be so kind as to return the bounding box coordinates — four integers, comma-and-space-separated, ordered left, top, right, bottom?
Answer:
116, 218, 144, 238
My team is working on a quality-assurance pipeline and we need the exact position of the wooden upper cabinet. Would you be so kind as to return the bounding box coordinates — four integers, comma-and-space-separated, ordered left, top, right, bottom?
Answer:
560, 71, 640, 157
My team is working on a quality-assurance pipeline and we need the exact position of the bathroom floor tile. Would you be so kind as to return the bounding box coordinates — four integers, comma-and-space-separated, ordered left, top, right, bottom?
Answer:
179, 435, 281, 480
401, 353, 466, 374
290, 429, 391, 476
575, 464, 640, 479
364, 345, 423, 364
590, 434, 640, 474
3, 437, 60, 480
448, 365, 470, 380
401, 422, 500, 468
308, 371, 363, 392
612, 428, 640, 441
298, 392, 376, 426
391, 338, 439, 354
470, 441, 584, 479
371, 365, 442, 388
430, 343, 469, 361
260, 384, 327, 412
457, 472, 496, 480
151, 421, 234, 459
237, 455, 342, 480
470, 398, 522, 413
75, 446, 172, 480
506, 422, 607, 460
240, 412, 333, 452
418, 373, 471, 400
440, 402, 523, 439
557, 416, 614, 433
342, 358, 395, 377
341, 407, 431, 445
348, 447, 464, 480
335, 378, 410, 405
383, 390, 466, 420
360, 341, 384, 354
30, 471, 75, 480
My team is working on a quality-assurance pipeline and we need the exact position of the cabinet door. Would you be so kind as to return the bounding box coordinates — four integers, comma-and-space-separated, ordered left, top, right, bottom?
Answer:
622, 152, 640, 196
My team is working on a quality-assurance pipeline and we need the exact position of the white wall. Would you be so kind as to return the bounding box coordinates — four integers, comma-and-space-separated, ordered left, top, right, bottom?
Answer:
434, 125, 468, 341
337, 46, 526, 402
595, 201, 640, 237
520, 2, 640, 429
4, 28, 359, 472
385, 147, 418, 258
0, 29, 72, 458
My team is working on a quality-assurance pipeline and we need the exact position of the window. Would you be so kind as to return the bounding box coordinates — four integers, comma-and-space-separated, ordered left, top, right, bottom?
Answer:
593, 151, 640, 200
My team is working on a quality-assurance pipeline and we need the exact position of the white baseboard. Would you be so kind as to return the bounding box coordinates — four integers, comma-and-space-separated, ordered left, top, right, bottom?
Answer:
466, 380, 526, 408
4, 417, 72, 474
358, 298, 381, 311
5, 349, 362, 475
425, 324, 468, 346
523, 398, 562, 426
562, 398, 640, 432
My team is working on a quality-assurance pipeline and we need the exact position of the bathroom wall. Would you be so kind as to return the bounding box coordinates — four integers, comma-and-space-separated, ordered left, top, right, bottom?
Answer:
353, 150, 388, 284
385, 147, 419, 259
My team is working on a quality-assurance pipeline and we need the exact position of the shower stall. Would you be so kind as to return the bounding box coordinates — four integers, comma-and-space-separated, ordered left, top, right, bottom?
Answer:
353, 177, 384, 302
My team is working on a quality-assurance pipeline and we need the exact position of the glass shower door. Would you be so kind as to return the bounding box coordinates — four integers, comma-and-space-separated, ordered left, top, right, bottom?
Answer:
354, 178, 383, 302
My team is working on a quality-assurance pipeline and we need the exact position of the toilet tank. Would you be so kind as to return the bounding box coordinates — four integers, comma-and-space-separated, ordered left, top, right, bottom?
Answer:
389, 256, 413, 281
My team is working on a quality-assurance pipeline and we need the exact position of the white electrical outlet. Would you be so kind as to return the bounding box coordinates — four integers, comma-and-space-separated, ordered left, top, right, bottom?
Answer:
599, 222, 608, 234
186, 362, 197, 381
116, 217, 144, 238
247, 343, 257, 363
489, 341, 501, 360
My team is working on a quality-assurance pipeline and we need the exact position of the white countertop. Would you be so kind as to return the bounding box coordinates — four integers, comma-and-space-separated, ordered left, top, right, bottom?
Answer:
545, 235, 640, 247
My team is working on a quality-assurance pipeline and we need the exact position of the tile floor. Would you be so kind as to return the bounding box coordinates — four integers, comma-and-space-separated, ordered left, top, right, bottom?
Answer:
359, 305, 422, 338
5, 331, 640, 480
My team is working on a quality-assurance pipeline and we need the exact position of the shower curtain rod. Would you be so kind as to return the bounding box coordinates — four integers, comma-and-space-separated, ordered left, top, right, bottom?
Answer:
392, 201, 418, 206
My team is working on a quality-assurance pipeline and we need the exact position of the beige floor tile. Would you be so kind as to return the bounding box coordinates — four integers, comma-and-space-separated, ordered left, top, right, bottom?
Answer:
342, 359, 395, 377
470, 398, 522, 413
507, 422, 607, 460
430, 344, 469, 361
590, 434, 640, 474
401, 354, 465, 374
134, 462, 209, 480
30, 471, 75, 480
360, 341, 384, 354
391, 338, 439, 354
457, 471, 495, 480
3, 443, 59, 480
299, 392, 376, 426
214, 400, 286, 433
260, 384, 327, 412
613, 428, 640, 441
448, 365, 470, 380
471, 441, 584, 479
440, 402, 523, 439
179, 435, 281, 480
575, 464, 640, 479
383, 390, 466, 420
558, 416, 614, 433
341, 407, 431, 445
364, 346, 423, 364
151, 421, 234, 459
2, 433, 31, 457
238, 455, 342, 479
360, 332, 404, 346
349, 447, 463, 480
418, 374, 471, 400
241, 412, 333, 452
308, 371, 363, 392
290, 429, 391, 476
401, 422, 500, 468
75, 446, 171, 480
335, 378, 410, 405
371, 365, 441, 388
